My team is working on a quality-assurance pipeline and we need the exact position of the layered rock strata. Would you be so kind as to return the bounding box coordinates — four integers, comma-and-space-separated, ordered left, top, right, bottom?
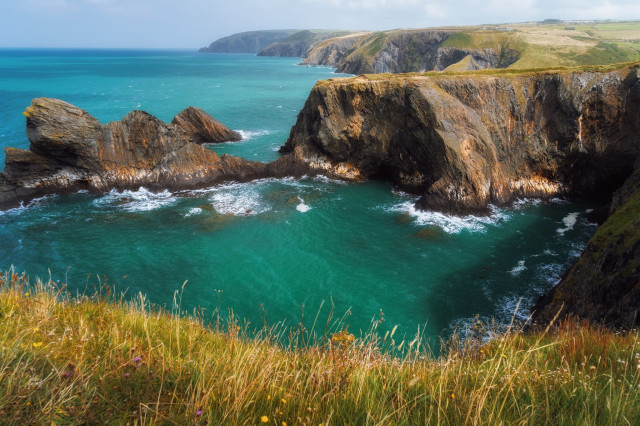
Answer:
282, 65, 640, 214
171, 107, 242, 143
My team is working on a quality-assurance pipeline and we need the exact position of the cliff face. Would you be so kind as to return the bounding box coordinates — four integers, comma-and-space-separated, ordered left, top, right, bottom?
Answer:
0, 99, 275, 208
199, 30, 299, 53
282, 65, 640, 214
301, 33, 371, 67
533, 165, 640, 328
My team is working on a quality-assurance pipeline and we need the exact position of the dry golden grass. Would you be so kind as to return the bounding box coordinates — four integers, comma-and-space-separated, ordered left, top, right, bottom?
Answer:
1, 270, 639, 424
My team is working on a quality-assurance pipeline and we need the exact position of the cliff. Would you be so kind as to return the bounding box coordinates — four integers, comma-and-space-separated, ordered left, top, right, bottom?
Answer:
199, 30, 299, 53
282, 64, 640, 214
257, 30, 357, 59
532, 164, 640, 328
212, 22, 640, 75
0, 99, 303, 209
302, 30, 520, 75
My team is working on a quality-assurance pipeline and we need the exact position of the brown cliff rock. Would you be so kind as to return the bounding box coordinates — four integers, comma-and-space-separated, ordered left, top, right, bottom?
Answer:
532, 164, 640, 328
282, 65, 640, 214
172, 107, 242, 144
0, 98, 269, 208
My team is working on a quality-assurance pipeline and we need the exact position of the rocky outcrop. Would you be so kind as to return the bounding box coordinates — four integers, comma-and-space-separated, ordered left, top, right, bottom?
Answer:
0, 99, 305, 209
532, 164, 640, 328
301, 33, 371, 68
171, 107, 241, 143
258, 30, 362, 59
282, 65, 640, 214
279, 30, 521, 75
199, 30, 299, 53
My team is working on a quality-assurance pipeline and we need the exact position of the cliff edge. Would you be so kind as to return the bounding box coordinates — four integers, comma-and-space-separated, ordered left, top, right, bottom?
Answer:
282, 64, 640, 214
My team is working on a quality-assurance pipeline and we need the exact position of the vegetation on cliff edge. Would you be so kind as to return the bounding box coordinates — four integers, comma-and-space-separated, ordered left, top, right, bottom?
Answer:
1, 270, 639, 424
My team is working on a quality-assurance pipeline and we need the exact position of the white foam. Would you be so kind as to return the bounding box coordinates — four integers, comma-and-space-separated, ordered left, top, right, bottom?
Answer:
236, 129, 271, 141
195, 182, 270, 216
556, 212, 579, 235
184, 207, 202, 217
296, 197, 311, 213
93, 188, 176, 212
391, 200, 508, 234
509, 260, 527, 276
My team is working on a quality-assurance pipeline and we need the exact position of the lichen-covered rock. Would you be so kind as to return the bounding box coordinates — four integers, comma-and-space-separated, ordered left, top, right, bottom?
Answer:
282, 65, 640, 214
172, 107, 241, 144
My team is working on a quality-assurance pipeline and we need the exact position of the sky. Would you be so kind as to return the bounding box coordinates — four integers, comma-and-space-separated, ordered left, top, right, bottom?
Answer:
1, 0, 640, 49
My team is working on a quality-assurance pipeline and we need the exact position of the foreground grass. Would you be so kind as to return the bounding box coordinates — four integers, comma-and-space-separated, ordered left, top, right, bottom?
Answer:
1, 271, 639, 424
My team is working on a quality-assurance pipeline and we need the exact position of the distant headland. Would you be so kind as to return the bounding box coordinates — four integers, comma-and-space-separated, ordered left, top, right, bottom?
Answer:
200, 20, 640, 74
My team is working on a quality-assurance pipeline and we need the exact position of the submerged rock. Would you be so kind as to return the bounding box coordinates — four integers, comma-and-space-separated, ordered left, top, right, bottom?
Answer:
172, 107, 242, 144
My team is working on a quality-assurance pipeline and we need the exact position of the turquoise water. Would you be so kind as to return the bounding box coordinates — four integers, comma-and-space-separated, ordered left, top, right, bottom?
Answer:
0, 50, 596, 347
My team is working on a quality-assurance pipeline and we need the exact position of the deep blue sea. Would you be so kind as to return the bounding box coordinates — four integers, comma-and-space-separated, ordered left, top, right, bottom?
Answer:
0, 49, 596, 348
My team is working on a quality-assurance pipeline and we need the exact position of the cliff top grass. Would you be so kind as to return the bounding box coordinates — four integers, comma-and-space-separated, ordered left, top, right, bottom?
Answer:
2, 270, 640, 424
321, 61, 640, 86
308, 20, 640, 72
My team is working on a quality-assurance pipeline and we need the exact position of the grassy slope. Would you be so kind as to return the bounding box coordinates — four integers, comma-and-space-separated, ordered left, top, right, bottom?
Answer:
314, 21, 640, 71
1, 271, 639, 424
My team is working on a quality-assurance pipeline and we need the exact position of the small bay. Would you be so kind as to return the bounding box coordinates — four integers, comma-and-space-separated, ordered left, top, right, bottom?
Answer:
0, 49, 596, 346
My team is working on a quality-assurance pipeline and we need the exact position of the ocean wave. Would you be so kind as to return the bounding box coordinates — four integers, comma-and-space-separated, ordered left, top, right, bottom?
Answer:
296, 197, 311, 213
390, 200, 508, 234
184, 207, 202, 217
93, 188, 176, 212
236, 129, 271, 141
556, 212, 580, 235
508, 260, 527, 276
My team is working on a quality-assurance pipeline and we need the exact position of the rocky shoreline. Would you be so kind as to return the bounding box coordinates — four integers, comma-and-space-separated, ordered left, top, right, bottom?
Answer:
0, 98, 309, 209
2, 63, 639, 328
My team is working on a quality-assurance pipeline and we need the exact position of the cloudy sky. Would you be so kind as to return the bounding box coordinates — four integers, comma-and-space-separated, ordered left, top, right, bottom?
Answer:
1, 0, 640, 48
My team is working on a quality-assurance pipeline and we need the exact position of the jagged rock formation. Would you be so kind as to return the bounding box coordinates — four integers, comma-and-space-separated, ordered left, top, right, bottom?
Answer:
199, 30, 299, 53
0, 99, 304, 209
532, 164, 640, 328
171, 107, 241, 144
282, 64, 640, 214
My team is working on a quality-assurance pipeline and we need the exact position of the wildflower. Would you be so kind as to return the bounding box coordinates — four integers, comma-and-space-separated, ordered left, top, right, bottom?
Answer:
196, 409, 202, 416
124, 373, 130, 378
26, 402, 31, 406
282, 422, 287, 426
261, 416, 269, 423
281, 398, 286, 404
451, 393, 455, 400
33, 328, 39, 332
267, 395, 271, 400
32, 342, 43, 348
24, 292, 29, 297
132, 357, 142, 363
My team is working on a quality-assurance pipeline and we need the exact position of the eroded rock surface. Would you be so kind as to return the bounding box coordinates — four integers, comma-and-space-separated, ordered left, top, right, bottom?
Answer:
172, 107, 242, 144
282, 65, 640, 214
0, 99, 272, 208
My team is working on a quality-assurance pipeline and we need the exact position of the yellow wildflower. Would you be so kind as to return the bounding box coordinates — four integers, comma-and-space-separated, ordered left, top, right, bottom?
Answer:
33, 328, 39, 332
261, 416, 268, 423
451, 393, 455, 400
33, 342, 43, 348
282, 422, 287, 426
267, 395, 271, 400
281, 398, 286, 404
24, 292, 30, 297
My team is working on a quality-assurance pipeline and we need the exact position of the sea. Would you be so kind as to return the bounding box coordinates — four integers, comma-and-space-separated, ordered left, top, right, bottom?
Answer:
0, 49, 597, 349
